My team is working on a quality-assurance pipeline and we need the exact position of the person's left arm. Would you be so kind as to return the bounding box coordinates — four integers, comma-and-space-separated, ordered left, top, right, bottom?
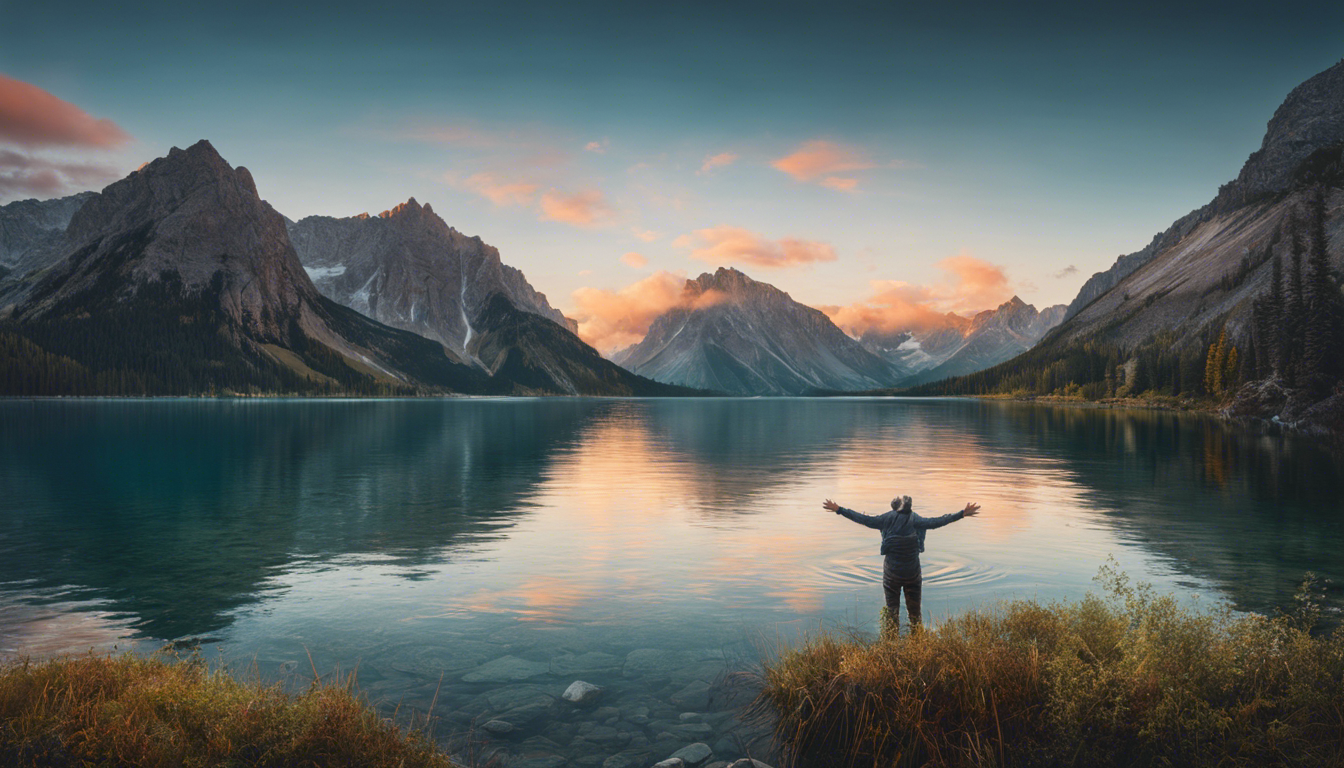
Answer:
914, 502, 981, 529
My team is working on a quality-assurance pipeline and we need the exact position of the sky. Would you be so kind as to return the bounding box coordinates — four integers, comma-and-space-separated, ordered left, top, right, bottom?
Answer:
2, 0, 1343, 351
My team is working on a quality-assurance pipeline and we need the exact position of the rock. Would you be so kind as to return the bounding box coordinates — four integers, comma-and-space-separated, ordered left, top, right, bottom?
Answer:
679, 712, 701, 722
653, 760, 687, 768
602, 750, 650, 768
593, 705, 621, 722
669, 722, 714, 740
482, 719, 515, 736
668, 660, 727, 687
728, 761, 774, 768
563, 680, 605, 706
670, 742, 713, 765
511, 756, 568, 768
462, 655, 552, 683
669, 680, 712, 710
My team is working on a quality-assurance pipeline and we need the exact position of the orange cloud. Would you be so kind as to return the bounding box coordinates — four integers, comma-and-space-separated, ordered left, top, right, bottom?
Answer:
0, 75, 131, 150
621, 251, 648, 268
677, 226, 837, 269
584, 140, 608, 153
698, 152, 738, 174
821, 252, 1016, 336
570, 271, 729, 353
632, 228, 660, 243
771, 140, 874, 182
539, 188, 614, 228
463, 172, 538, 206
821, 176, 859, 192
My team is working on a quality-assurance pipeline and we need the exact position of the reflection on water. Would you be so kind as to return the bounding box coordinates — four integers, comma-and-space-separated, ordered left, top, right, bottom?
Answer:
2, 398, 1341, 764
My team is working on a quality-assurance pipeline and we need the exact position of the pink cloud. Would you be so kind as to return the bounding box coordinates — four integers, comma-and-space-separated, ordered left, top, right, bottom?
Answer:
677, 226, 837, 269
621, 251, 648, 268
539, 188, 614, 228
0, 149, 119, 198
570, 271, 728, 353
820, 252, 1017, 336
463, 172, 538, 206
0, 75, 131, 150
584, 140, 607, 153
698, 152, 738, 174
631, 228, 660, 243
821, 176, 859, 192
771, 140, 874, 182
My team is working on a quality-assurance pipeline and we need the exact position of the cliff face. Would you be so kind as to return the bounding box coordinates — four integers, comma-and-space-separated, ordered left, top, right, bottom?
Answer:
287, 203, 575, 359
0, 192, 95, 268
1055, 59, 1344, 352
615, 267, 899, 395
896, 296, 1068, 387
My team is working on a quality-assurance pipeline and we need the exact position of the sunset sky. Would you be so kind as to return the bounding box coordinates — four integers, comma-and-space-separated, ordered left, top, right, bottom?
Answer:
3, 0, 1342, 351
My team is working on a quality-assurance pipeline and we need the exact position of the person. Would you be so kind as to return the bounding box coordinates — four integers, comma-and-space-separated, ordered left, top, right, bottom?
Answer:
823, 495, 980, 635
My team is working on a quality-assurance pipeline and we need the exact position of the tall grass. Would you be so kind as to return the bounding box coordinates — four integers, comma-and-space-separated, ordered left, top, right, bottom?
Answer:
757, 566, 1344, 767
0, 651, 459, 767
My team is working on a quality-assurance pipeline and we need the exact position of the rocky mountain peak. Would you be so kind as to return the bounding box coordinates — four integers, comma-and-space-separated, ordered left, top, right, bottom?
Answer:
1222, 58, 1344, 205
690, 266, 782, 302
380, 197, 425, 219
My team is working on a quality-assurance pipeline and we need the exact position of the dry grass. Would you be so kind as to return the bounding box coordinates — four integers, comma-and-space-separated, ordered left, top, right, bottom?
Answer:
757, 566, 1344, 767
0, 651, 459, 767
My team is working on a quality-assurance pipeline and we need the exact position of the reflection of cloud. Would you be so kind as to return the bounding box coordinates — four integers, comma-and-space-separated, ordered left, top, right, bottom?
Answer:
570, 271, 726, 352
698, 152, 738, 174
677, 226, 837, 269
0, 74, 132, 149
821, 252, 1016, 335
539, 189, 614, 228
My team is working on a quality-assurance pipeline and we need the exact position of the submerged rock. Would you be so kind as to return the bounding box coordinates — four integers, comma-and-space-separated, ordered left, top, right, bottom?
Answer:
462, 655, 551, 683
563, 680, 605, 706
670, 742, 713, 765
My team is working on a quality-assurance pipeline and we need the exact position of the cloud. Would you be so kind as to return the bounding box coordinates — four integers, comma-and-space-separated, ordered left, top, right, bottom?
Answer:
677, 226, 837, 269
821, 176, 859, 192
771, 140, 876, 182
0, 149, 119, 198
462, 172, 538, 206
1054, 265, 1079, 279
821, 252, 1017, 336
631, 228, 660, 243
539, 188, 615, 228
621, 251, 648, 268
584, 140, 607, 154
0, 75, 132, 150
570, 271, 727, 353
698, 152, 738, 174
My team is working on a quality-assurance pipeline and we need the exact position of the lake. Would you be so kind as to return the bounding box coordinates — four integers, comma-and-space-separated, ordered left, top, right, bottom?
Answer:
2, 397, 1341, 766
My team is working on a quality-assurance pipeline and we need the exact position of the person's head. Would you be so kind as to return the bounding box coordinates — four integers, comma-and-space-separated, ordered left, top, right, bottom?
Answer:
890, 495, 912, 512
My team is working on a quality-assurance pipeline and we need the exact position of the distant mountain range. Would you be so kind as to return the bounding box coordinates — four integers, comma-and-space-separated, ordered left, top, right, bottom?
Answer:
0, 145, 1076, 398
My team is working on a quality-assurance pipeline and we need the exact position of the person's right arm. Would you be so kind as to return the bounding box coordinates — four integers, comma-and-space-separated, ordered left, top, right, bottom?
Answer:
823, 499, 886, 529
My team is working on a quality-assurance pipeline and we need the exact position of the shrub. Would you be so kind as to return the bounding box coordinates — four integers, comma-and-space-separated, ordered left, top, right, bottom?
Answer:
0, 651, 458, 767
757, 567, 1344, 767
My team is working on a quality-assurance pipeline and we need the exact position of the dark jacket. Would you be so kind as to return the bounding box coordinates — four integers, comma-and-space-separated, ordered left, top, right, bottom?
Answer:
834, 506, 964, 556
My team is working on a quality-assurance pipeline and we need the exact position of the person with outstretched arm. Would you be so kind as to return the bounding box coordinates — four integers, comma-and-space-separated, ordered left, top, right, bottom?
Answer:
823, 495, 980, 635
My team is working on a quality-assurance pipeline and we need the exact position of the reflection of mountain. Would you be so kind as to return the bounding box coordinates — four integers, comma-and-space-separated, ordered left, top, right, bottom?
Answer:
951, 402, 1344, 615
0, 400, 606, 640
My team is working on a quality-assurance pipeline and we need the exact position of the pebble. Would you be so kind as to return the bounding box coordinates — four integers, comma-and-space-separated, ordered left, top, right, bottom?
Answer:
482, 719, 515, 736
670, 742, 713, 766
563, 680, 605, 706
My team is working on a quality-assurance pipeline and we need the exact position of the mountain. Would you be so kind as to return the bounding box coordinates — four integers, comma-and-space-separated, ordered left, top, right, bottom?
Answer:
855, 316, 971, 380
287, 202, 683, 395
288, 202, 575, 358
0, 191, 97, 301
897, 297, 1068, 386
907, 59, 1344, 433
0, 140, 490, 396
613, 267, 899, 395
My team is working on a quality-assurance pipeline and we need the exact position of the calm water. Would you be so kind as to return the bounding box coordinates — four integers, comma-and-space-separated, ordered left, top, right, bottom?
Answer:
2, 398, 1342, 765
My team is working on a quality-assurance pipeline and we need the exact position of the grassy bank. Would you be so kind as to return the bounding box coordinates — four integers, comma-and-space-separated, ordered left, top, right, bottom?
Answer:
0, 652, 458, 767
757, 568, 1344, 767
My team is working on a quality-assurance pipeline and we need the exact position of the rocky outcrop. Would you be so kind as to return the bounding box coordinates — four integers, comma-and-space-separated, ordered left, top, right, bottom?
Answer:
0, 191, 94, 267
614, 268, 899, 395
287, 201, 575, 358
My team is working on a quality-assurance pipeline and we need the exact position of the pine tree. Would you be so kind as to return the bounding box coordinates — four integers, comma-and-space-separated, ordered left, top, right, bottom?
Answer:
1284, 212, 1307, 385
1302, 187, 1344, 394
1267, 252, 1284, 375
1205, 328, 1228, 396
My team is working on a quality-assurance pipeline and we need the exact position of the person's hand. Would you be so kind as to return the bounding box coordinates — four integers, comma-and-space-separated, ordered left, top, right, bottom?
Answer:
822, 499, 841, 513
963, 502, 981, 517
